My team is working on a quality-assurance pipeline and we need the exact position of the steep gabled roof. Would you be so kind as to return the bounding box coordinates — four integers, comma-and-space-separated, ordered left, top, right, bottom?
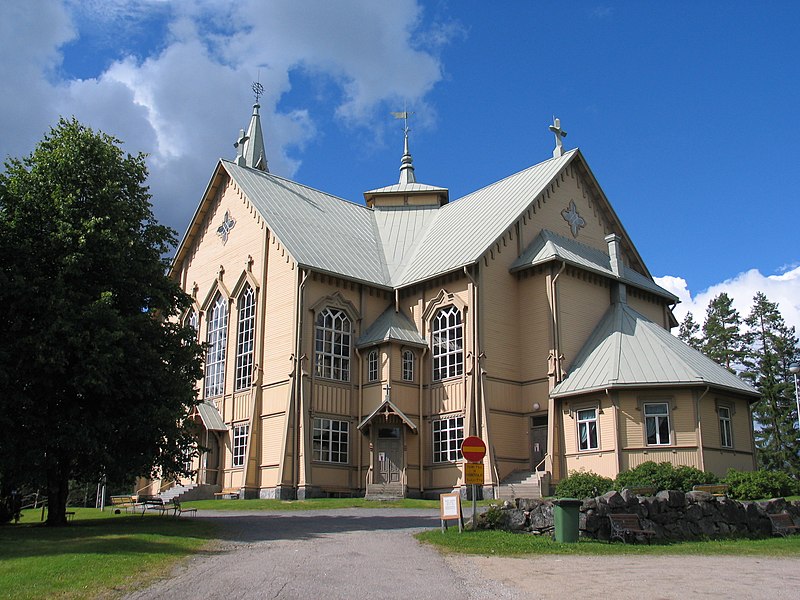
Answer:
550, 303, 759, 398
511, 229, 678, 302
357, 306, 427, 348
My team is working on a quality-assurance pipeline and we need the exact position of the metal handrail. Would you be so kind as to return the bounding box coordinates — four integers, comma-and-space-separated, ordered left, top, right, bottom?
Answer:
534, 453, 551, 474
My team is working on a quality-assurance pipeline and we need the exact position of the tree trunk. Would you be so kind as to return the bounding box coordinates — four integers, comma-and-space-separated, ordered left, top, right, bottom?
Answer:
46, 463, 70, 526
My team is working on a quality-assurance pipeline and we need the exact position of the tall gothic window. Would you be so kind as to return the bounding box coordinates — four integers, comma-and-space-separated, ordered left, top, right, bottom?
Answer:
234, 285, 256, 391
367, 349, 378, 382
187, 310, 199, 339
315, 307, 351, 381
205, 293, 228, 398
432, 306, 463, 381
402, 350, 415, 382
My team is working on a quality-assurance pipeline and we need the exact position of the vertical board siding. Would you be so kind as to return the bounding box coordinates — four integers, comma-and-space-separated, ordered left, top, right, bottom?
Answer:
430, 380, 464, 414
558, 273, 610, 372
484, 380, 522, 413
233, 391, 251, 422
622, 448, 699, 470
312, 381, 350, 416
489, 412, 527, 460
564, 451, 618, 479
517, 273, 552, 383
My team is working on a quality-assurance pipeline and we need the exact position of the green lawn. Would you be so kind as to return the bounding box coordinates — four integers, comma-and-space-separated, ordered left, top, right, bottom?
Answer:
416, 527, 800, 557
0, 508, 216, 600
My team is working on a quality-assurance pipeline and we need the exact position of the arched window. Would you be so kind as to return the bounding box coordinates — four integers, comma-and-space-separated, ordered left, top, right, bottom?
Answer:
234, 285, 256, 391
205, 293, 228, 397
432, 306, 463, 381
315, 307, 351, 381
185, 309, 199, 339
402, 350, 415, 382
367, 349, 378, 382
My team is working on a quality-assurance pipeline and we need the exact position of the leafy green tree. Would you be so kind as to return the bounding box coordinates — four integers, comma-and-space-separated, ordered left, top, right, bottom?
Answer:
740, 292, 800, 476
0, 118, 203, 525
678, 311, 702, 350
702, 293, 745, 372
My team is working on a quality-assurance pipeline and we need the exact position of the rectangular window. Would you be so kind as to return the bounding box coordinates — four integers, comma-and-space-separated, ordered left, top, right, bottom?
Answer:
312, 418, 349, 463
719, 406, 733, 448
432, 416, 464, 463
232, 423, 249, 468
402, 350, 414, 382
644, 403, 670, 445
367, 350, 378, 382
577, 408, 599, 451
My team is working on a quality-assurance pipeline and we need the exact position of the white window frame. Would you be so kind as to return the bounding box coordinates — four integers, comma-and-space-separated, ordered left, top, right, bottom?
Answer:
312, 417, 349, 463
577, 407, 599, 451
232, 422, 249, 468
644, 402, 671, 446
314, 307, 351, 381
432, 415, 464, 463
204, 294, 228, 398
719, 405, 733, 448
234, 285, 256, 391
367, 349, 378, 382
432, 306, 463, 381
187, 310, 199, 339
402, 350, 415, 382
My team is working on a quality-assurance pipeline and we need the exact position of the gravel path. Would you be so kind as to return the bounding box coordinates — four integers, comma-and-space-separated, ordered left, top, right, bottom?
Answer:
124, 509, 800, 600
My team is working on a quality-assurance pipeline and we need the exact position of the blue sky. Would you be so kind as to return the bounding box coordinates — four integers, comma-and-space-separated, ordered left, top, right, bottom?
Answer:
2, 0, 798, 330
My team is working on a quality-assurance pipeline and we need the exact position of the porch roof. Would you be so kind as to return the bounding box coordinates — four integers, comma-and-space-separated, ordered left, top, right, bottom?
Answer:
196, 401, 228, 431
357, 398, 418, 433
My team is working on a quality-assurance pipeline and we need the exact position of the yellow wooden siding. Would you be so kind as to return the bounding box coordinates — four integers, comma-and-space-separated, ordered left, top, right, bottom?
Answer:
558, 272, 611, 372
618, 392, 697, 449
481, 238, 521, 381
309, 465, 352, 489
621, 448, 700, 470
232, 391, 251, 422
517, 272, 552, 383
262, 383, 290, 417
489, 411, 527, 462
703, 450, 754, 477
430, 464, 461, 489
312, 381, 351, 416
564, 452, 618, 479
627, 292, 667, 326
430, 380, 465, 414
484, 380, 523, 413
261, 414, 285, 466
561, 396, 614, 455
700, 395, 754, 453
262, 236, 296, 384
258, 466, 281, 488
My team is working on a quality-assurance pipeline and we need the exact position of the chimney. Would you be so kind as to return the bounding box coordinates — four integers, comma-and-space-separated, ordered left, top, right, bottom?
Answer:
605, 233, 627, 304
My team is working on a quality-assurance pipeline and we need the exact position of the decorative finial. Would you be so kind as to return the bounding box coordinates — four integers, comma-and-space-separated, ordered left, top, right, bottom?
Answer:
392, 109, 416, 184
252, 81, 264, 105
234, 129, 249, 166
549, 116, 567, 158
383, 383, 391, 402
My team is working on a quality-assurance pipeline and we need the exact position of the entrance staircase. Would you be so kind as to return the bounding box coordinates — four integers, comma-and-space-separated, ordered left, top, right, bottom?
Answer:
364, 482, 404, 500
497, 471, 550, 501
159, 483, 220, 502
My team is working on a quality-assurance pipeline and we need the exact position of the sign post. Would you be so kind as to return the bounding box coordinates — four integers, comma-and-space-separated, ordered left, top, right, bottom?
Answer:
461, 436, 487, 530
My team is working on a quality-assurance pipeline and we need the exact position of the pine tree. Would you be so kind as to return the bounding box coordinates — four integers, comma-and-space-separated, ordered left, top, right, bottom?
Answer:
678, 312, 703, 350
702, 293, 745, 372
741, 292, 800, 476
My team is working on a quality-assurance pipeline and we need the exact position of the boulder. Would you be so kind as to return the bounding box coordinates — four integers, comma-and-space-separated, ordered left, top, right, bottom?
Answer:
656, 489, 685, 508
601, 490, 627, 509
686, 490, 713, 503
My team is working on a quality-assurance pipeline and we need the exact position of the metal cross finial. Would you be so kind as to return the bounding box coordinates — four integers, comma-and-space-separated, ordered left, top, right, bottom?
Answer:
383, 383, 391, 401
549, 116, 567, 158
234, 128, 249, 164
391, 109, 414, 136
252, 81, 264, 104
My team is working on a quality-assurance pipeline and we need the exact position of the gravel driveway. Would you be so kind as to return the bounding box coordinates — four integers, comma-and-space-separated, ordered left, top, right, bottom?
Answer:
124, 509, 800, 600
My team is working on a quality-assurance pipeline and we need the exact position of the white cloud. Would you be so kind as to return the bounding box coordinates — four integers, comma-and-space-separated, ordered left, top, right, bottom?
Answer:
0, 0, 455, 232
655, 266, 800, 334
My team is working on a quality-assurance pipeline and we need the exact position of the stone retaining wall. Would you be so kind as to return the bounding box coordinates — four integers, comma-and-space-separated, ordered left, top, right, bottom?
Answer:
482, 490, 800, 541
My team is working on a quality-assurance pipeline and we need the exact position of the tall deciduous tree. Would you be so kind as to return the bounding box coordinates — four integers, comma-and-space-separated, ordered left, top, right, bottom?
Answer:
678, 312, 702, 350
0, 118, 203, 525
702, 292, 745, 372
741, 292, 800, 476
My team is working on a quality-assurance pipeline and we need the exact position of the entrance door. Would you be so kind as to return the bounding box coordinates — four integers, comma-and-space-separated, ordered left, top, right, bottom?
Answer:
375, 427, 402, 484
202, 434, 220, 485
530, 416, 548, 471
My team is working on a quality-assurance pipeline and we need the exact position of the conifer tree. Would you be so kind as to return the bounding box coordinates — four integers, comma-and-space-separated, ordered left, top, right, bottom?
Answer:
702, 292, 744, 372
741, 292, 800, 476
678, 312, 703, 350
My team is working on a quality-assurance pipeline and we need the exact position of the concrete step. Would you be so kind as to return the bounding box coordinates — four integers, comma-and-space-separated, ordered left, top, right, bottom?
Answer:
365, 482, 404, 500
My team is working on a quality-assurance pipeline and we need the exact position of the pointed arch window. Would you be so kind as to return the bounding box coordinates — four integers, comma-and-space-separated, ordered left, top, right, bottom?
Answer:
185, 309, 199, 340
205, 293, 228, 398
367, 349, 379, 383
432, 306, 463, 381
402, 350, 415, 382
235, 285, 256, 391
315, 307, 351, 381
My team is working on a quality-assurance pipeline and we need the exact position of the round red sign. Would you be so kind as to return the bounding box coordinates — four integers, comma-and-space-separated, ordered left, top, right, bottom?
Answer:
461, 436, 486, 462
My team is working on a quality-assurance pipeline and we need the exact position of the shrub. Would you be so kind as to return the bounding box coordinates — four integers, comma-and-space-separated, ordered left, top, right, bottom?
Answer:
722, 469, 800, 501
554, 470, 614, 499
615, 461, 718, 493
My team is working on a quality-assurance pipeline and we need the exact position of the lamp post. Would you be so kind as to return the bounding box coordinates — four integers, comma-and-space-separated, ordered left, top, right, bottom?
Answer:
790, 363, 800, 434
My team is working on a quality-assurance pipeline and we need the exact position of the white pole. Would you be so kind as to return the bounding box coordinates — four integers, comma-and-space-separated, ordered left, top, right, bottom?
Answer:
790, 364, 800, 435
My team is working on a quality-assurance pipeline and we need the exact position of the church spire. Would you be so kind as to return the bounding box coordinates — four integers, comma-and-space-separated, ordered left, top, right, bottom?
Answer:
234, 82, 269, 172
549, 116, 567, 158
392, 110, 416, 184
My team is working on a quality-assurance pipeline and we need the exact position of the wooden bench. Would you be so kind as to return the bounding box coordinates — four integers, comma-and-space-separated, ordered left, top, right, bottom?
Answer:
692, 484, 729, 496
214, 487, 240, 499
173, 500, 197, 517
768, 513, 800, 537
608, 513, 656, 544
139, 497, 173, 516
110, 495, 136, 513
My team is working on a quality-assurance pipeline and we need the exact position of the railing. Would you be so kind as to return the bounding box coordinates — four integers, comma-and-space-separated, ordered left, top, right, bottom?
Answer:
534, 453, 551, 474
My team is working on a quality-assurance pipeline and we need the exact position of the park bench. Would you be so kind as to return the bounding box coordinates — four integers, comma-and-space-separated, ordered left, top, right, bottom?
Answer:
214, 487, 240, 499
768, 513, 800, 537
692, 484, 729, 496
173, 500, 197, 517
110, 495, 136, 513
139, 497, 173, 516
608, 513, 656, 544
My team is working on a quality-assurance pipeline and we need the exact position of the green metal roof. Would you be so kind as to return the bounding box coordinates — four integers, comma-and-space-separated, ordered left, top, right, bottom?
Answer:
357, 306, 427, 348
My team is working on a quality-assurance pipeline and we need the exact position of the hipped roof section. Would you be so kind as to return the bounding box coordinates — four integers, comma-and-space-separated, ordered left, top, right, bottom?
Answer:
172, 149, 658, 294
550, 302, 759, 399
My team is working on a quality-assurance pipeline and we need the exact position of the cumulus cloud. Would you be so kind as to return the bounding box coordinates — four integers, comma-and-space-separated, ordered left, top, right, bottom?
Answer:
655, 266, 800, 334
1, 0, 456, 232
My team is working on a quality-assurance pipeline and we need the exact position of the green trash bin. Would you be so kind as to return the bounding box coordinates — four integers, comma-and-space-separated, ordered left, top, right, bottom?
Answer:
553, 498, 582, 543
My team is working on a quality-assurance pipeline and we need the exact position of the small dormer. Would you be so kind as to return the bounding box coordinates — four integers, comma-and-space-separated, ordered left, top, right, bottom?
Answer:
363, 120, 448, 209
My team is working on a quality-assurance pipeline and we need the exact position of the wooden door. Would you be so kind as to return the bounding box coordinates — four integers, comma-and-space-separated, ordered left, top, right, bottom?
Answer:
376, 427, 402, 484
531, 423, 548, 471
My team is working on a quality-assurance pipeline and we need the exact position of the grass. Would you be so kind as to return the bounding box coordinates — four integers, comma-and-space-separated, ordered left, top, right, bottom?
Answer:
181, 497, 497, 511
0, 507, 216, 600
416, 527, 800, 557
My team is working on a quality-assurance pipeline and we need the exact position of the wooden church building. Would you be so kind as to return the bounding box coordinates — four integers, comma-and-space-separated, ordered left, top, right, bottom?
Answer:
157, 100, 758, 500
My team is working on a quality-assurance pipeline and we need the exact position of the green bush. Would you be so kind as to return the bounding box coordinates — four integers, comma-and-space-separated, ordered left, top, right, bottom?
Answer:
615, 461, 718, 493
554, 470, 614, 499
722, 469, 800, 501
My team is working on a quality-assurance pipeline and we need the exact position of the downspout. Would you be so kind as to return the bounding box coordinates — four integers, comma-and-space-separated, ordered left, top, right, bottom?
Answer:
419, 345, 428, 495
695, 386, 710, 471
551, 261, 567, 383
355, 347, 363, 492
608, 388, 622, 475
294, 269, 309, 494
464, 266, 480, 436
